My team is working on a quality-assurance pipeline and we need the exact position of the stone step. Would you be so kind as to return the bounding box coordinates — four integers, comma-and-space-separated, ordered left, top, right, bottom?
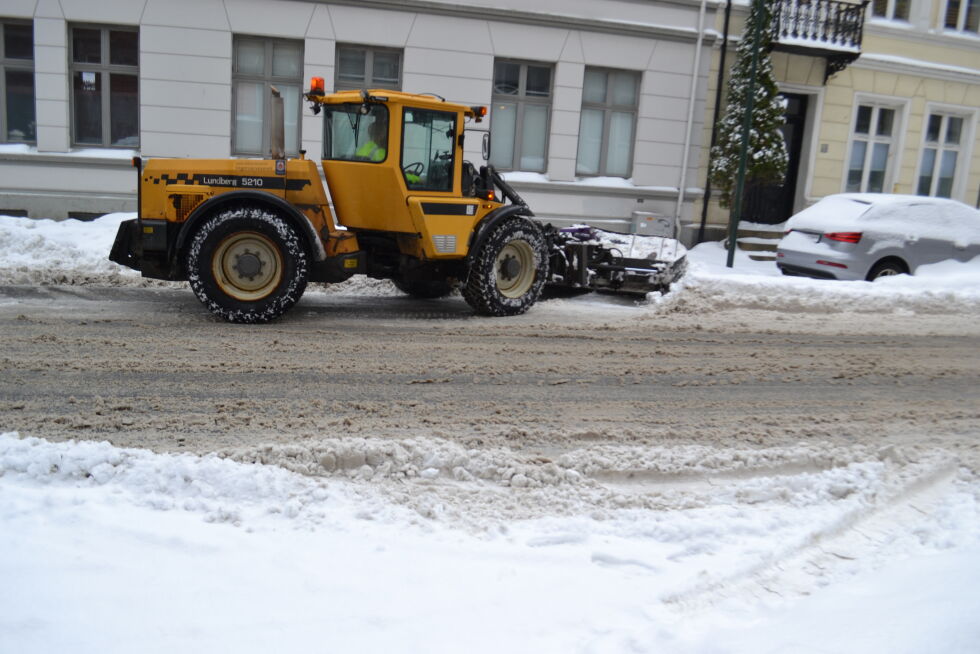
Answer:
736, 227, 786, 240
735, 236, 781, 252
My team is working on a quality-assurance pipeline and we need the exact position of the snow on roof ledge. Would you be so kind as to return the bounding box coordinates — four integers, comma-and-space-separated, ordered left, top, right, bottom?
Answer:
500, 171, 680, 196
0, 144, 139, 162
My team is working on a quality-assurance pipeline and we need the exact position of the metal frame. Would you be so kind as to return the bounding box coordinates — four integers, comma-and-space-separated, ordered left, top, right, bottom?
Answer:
68, 23, 139, 148
231, 35, 304, 157
1, 19, 36, 144
575, 67, 639, 178
334, 44, 403, 91
489, 59, 553, 173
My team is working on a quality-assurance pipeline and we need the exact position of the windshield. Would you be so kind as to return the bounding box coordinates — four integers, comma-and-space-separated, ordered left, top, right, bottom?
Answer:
322, 104, 389, 163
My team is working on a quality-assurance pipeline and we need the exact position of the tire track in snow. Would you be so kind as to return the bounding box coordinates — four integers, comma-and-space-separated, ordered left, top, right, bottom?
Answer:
661, 457, 963, 610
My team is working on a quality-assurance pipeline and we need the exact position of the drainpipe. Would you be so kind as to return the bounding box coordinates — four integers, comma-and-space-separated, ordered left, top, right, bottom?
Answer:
697, 0, 733, 243
674, 0, 709, 241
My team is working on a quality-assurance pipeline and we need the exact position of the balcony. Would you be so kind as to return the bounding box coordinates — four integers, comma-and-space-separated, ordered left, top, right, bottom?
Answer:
770, 0, 870, 82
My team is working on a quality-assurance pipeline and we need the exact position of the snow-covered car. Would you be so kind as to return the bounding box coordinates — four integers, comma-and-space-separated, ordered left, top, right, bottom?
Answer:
776, 194, 980, 281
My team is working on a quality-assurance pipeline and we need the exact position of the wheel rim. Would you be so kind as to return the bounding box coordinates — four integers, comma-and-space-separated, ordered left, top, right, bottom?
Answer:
495, 239, 535, 299
212, 231, 283, 301
873, 267, 900, 280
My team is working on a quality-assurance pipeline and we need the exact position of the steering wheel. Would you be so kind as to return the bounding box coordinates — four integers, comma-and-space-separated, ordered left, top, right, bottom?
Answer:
404, 162, 424, 176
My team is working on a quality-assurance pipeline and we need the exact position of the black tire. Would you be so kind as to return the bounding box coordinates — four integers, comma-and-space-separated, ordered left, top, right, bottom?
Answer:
866, 259, 908, 281
186, 206, 309, 323
462, 217, 548, 316
393, 278, 454, 299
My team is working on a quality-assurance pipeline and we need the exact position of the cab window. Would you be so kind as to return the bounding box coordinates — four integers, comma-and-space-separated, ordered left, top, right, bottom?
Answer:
402, 108, 455, 191
323, 104, 388, 163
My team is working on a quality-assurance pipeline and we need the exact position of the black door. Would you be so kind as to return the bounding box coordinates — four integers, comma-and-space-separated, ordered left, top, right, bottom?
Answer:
742, 93, 808, 224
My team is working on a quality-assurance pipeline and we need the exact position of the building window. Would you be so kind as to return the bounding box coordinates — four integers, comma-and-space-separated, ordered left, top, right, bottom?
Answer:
576, 67, 639, 177
69, 25, 139, 148
845, 104, 898, 193
872, 0, 910, 20
944, 0, 980, 32
1, 20, 35, 143
335, 45, 401, 91
232, 36, 303, 156
489, 60, 552, 172
917, 112, 966, 198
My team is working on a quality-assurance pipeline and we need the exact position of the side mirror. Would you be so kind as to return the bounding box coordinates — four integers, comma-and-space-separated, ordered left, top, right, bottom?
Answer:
482, 132, 491, 161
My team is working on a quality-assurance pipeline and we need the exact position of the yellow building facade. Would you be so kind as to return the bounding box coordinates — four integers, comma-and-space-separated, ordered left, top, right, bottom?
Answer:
695, 0, 980, 240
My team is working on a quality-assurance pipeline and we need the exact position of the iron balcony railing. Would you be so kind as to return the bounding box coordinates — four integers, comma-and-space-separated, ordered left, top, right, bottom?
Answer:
772, 0, 868, 53
770, 0, 869, 81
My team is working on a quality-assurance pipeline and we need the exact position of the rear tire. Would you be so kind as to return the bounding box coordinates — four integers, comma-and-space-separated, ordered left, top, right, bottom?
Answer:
462, 217, 548, 316
866, 259, 908, 281
393, 278, 454, 299
187, 206, 308, 323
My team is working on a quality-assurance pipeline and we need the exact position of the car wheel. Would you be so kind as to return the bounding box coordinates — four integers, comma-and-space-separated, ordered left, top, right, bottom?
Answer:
866, 259, 908, 281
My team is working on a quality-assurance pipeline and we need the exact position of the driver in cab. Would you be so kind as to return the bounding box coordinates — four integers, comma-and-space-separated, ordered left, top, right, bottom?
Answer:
356, 119, 421, 185
355, 120, 387, 162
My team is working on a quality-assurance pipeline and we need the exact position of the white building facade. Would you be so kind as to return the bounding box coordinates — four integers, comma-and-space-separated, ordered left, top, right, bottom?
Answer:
0, 0, 716, 239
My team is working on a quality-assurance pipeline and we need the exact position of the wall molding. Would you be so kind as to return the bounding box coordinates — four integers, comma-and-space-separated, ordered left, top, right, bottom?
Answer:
299, 0, 719, 45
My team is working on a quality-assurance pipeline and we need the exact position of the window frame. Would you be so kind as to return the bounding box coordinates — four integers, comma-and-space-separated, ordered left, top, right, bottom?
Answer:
489, 59, 553, 173
231, 35, 304, 157
575, 67, 640, 178
1, 19, 36, 144
334, 44, 403, 91
400, 106, 456, 192
843, 100, 904, 194
321, 103, 390, 163
68, 23, 140, 149
871, 0, 910, 21
914, 107, 975, 199
943, 0, 980, 33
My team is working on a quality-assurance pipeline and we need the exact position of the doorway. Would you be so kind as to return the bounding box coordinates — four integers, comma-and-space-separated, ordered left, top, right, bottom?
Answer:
741, 93, 809, 224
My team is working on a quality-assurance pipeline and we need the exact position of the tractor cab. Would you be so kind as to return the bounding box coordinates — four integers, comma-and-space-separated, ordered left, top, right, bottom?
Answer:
306, 84, 495, 245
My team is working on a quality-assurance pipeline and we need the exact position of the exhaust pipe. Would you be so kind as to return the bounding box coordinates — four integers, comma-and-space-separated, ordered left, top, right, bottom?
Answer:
270, 86, 285, 159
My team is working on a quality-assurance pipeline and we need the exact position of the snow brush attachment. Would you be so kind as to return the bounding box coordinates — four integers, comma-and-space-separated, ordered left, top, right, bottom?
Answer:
544, 225, 687, 295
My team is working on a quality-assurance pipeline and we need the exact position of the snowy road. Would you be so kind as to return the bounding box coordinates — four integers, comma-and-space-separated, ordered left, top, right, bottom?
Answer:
2, 283, 978, 471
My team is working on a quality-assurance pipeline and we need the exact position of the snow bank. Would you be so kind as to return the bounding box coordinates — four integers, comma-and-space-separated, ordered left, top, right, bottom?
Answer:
665, 241, 980, 314
0, 213, 150, 285
2, 432, 979, 654
2, 212, 980, 314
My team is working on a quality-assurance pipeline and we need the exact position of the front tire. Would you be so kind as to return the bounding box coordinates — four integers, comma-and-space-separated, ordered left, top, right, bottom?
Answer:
462, 217, 548, 316
187, 206, 309, 323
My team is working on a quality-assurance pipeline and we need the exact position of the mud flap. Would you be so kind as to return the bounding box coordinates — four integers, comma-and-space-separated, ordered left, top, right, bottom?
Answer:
108, 219, 141, 270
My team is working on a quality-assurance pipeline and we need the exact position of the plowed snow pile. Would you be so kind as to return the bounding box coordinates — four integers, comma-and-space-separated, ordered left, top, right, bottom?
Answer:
2, 433, 979, 654
2, 213, 979, 313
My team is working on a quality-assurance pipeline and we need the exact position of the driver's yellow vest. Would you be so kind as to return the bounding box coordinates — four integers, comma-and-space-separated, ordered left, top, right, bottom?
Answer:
355, 141, 385, 162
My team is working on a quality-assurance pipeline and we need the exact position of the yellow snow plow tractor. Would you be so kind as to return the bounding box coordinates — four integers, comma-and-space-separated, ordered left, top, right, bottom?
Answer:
110, 81, 685, 323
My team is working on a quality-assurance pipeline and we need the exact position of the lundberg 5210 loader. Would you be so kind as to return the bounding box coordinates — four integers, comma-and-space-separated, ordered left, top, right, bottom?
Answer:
110, 79, 686, 323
